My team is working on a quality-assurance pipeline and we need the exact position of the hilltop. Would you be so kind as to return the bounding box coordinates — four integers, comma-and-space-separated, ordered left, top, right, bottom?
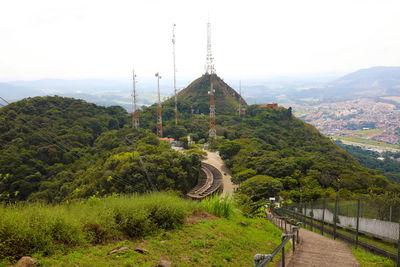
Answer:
179, 74, 246, 115
163, 74, 247, 116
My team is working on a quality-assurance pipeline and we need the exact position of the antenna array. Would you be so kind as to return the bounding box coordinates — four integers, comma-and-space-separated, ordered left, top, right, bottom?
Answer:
206, 18, 216, 139
155, 72, 163, 137
132, 69, 139, 128
172, 24, 178, 125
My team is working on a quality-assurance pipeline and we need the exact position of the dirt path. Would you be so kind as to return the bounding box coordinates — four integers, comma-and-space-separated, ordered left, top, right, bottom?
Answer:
288, 228, 360, 267
203, 151, 236, 196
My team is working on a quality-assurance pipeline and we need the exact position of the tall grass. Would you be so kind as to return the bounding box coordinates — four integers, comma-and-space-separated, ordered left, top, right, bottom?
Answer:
201, 194, 234, 218
0, 193, 198, 261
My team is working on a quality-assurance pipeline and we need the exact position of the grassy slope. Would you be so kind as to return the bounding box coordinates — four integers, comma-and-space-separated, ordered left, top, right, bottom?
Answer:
351, 247, 394, 267
0, 193, 286, 266
37, 214, 283, 267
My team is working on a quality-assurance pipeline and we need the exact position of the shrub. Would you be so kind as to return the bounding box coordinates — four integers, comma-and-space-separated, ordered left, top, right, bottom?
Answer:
201, 194, 234, 218
0, 192, 198, 261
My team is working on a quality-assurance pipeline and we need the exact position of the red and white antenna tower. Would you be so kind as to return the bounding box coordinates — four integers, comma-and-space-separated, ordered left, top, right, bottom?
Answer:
132, 69, 139, 128
155, 72, 163, 137
206, 17, 216, 139
172, 24, 178, 125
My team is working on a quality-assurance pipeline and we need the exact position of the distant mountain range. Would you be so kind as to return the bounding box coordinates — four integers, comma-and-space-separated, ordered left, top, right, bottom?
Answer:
296, 66, 400, 101
2, 66, 400, 107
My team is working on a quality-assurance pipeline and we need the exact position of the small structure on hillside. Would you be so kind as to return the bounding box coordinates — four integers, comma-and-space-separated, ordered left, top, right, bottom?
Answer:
267, 103, 278, 108
158, 137, 181, 147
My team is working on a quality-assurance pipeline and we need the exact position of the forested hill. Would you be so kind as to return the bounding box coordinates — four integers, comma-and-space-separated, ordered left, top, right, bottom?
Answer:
1, 95, 397, 204
0, 96, 201, 202
213, 106, 397, 201
140, 94, 398, 201
336, 141, 400, 184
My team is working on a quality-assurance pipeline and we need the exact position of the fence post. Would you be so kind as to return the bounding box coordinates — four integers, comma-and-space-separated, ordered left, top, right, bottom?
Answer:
297, 223, 300, 244
285, 217, 287, 234
397, 222, 400, 267
310, 201, 314, 231
305, 204, 307, 229
390, 205, 392, 222
356, 198, 360, 249
281, 235, 285, 267
334, 195, 338, 240
292, 232, 296, 253
322, 198, 326, 236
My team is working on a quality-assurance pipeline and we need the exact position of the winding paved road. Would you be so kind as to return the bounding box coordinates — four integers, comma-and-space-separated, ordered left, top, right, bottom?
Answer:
203, 151, 236, 196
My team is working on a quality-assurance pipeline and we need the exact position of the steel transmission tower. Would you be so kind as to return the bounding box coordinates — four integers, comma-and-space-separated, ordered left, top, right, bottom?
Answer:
172, 24, 178, 125
205, 18, 216, 139
132, 69, 139, 129
155, 72, 163, 137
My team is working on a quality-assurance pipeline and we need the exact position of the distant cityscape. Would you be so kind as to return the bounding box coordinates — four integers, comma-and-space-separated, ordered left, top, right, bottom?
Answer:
288, 97, 400, 151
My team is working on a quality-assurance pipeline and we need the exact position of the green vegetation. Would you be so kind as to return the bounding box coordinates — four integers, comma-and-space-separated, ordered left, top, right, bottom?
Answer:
239, 175, 283, 201
337, 141, 400, 184
293, 108, 309, 117
353, 129, 384, 137
333, 136, 400, 149
34, 213, 282, 267
2, 78, 399, 265
0, 193, 286, 266
0, 193, 198, 262
138, 79, 400, 202
200, 194, 234, 218
0, 96, 201, 202
211, 106, 399, 201
351, 247, 395, 267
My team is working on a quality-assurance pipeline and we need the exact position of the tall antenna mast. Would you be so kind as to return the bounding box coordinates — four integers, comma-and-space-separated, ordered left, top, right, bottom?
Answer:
206, 17, 216, 140
132, 69, 139, 128
155, 72, 163, 137
172, 24, 178, 125
238, 81, 242, 117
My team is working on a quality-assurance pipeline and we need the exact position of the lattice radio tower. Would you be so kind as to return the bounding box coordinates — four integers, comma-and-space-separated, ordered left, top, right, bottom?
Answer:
155, 72, 163, 137
132, 69, 139, 129
172, 24, 178, 125
205, 18, 216, 139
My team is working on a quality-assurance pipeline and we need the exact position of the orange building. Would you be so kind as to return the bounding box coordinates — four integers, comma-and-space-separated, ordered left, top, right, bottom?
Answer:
267, 103, 278, 108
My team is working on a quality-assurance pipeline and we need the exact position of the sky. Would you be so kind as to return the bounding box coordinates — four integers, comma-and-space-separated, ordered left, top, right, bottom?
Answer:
1, 0, 400, 82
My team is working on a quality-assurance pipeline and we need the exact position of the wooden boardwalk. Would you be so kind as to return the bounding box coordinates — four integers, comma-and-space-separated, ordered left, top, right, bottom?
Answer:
288, 228, 360, 267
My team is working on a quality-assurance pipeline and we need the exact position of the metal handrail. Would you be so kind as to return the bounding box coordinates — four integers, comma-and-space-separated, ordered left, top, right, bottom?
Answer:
254, 214, 301, 267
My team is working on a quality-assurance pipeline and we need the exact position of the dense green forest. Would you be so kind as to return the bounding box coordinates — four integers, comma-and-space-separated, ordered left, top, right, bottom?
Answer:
337, 141, 400, 184
2, 75, 400, 205
0, 96, 201, 202
136, 75, 400, 202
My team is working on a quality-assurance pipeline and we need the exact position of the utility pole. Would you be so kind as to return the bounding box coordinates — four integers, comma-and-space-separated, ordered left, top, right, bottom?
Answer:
172, 24, 178, 125
155, 72, 163, 137
205, 17, 216, 140
132, 69, 139, 129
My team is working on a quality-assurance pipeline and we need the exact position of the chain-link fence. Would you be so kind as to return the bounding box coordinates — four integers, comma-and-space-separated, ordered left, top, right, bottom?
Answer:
279, 197, 400, 262
292, 198, 399, 241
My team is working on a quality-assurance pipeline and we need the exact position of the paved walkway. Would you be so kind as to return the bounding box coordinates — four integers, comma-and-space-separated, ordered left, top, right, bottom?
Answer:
288, 228, 360, 267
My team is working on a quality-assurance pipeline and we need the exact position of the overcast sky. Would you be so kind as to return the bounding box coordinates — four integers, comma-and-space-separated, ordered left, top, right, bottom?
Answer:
1, 0, 400, 82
